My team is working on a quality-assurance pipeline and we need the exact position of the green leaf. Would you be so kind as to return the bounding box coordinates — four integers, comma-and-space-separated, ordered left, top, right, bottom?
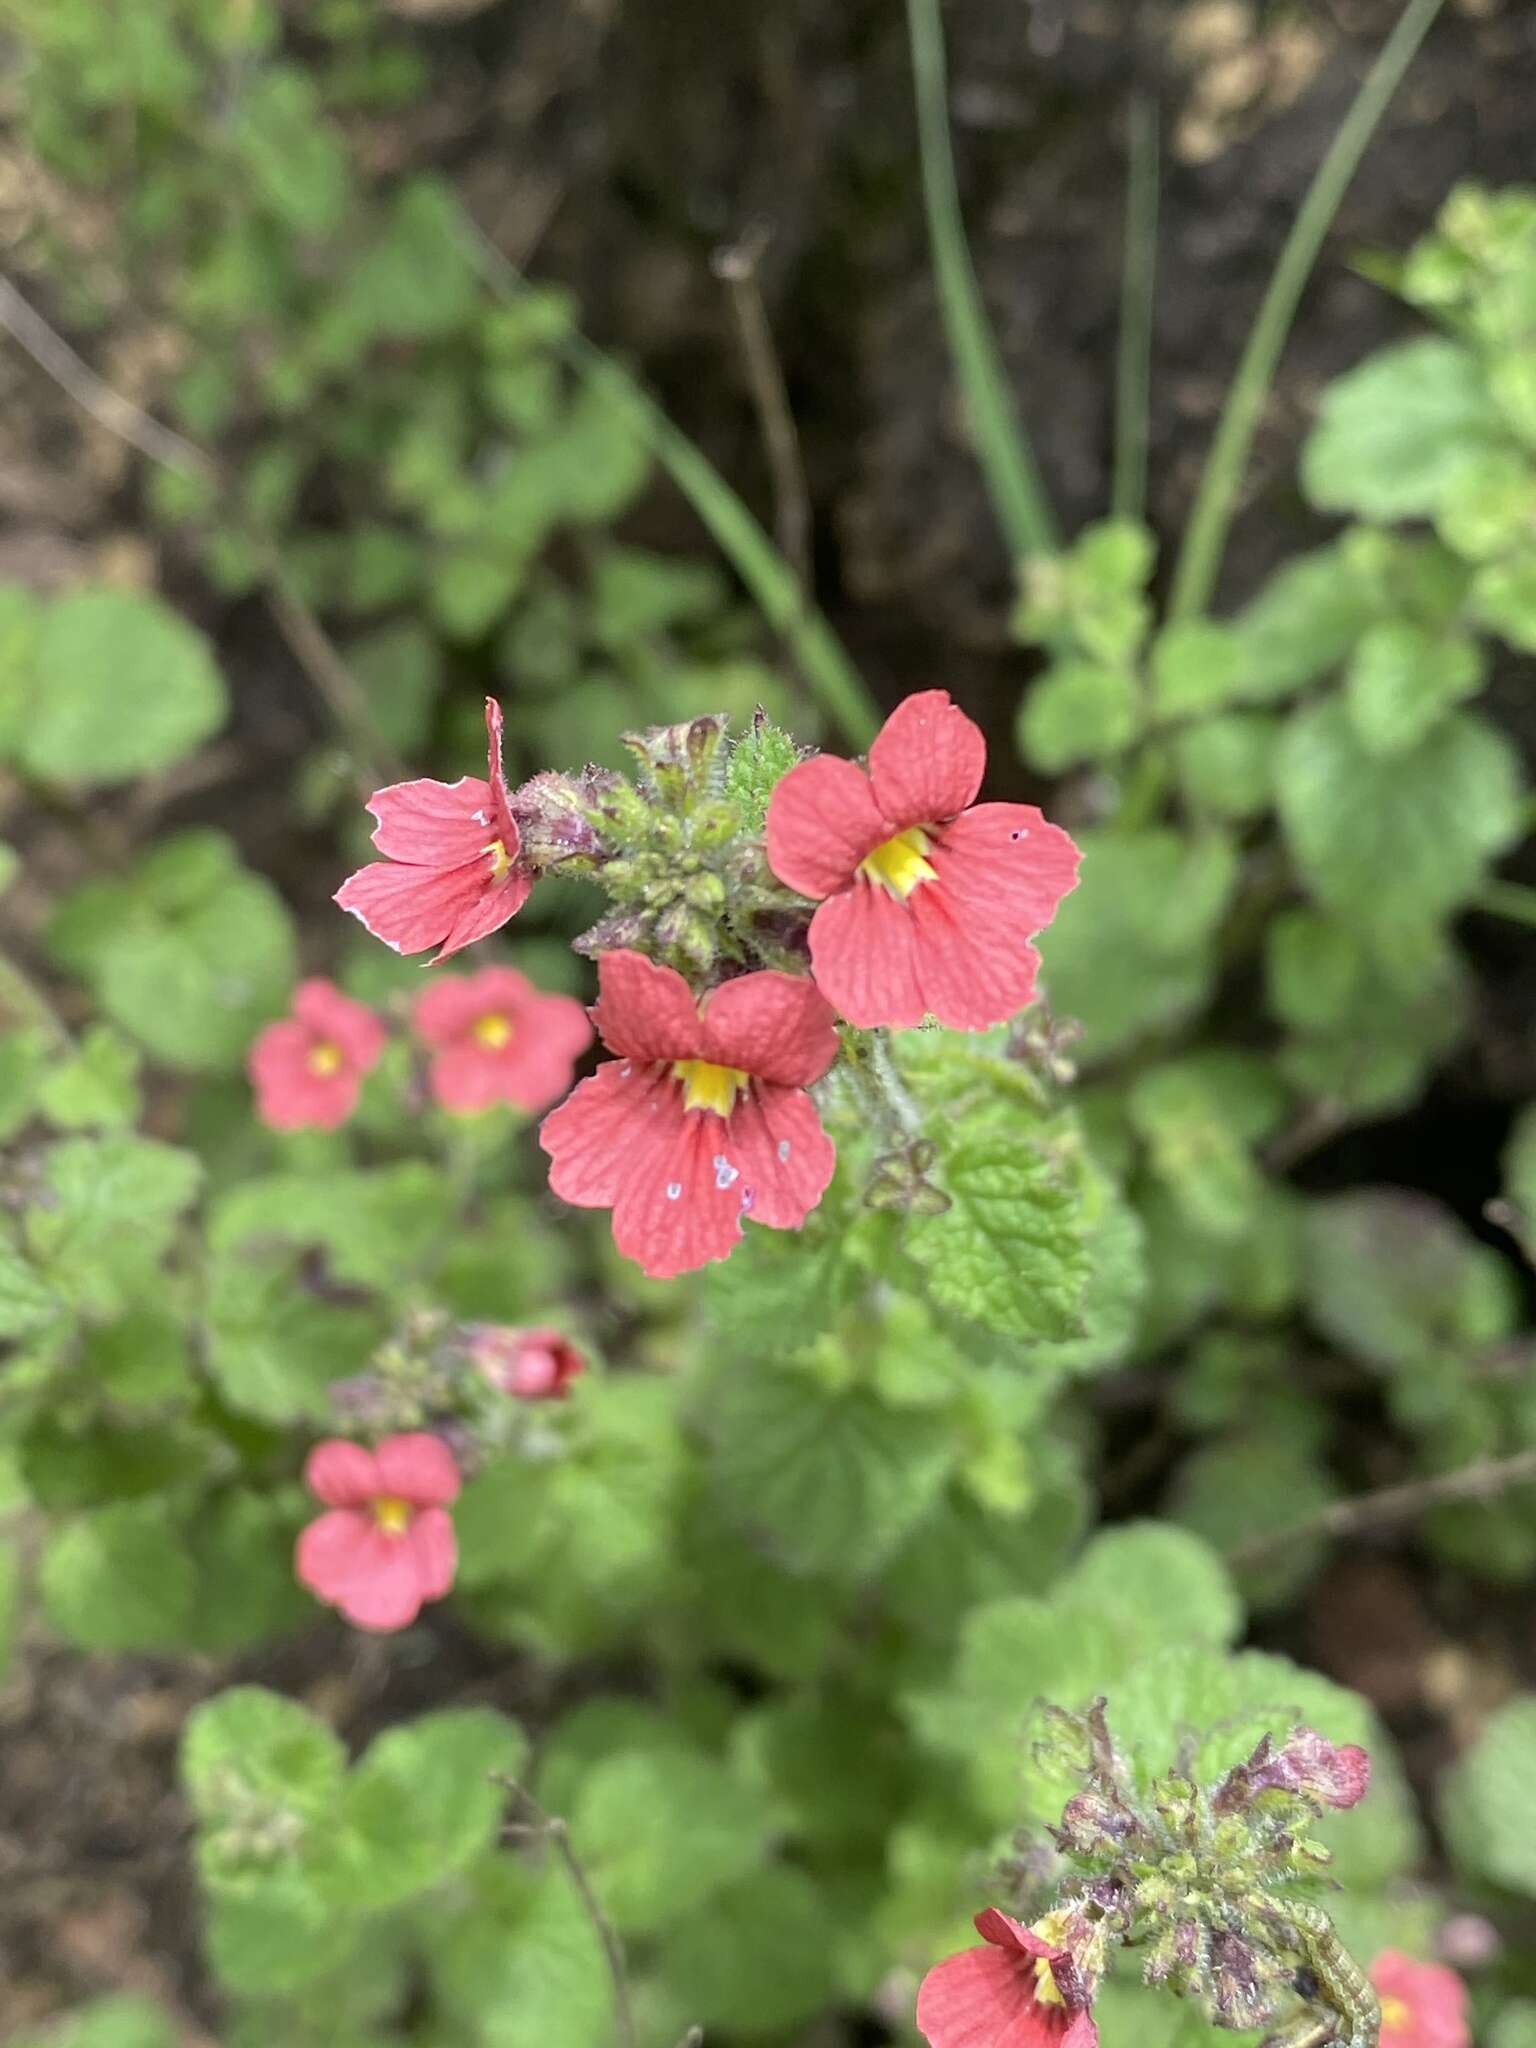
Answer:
1301, 338, 1506, 519
209, 1163, 454, 1292
910, 1133, 1089, 1341
1473, 553, 1536, 651
20, 590, 227, 786
1435, 446, 1536, 559
1168, 1435, 1340, 1614
36, 1024, 142, 1130
346, 620, 443, 751
40, 1498, 196, 1650
48, 831, 296, 1072
1037, 829, 1237, 1059
183, 1684, 347, 1879
1265, 909, 1364, 1032
26, 1134, 201, 1315
1149, 620, 1243, 718
1277, 701, 1523, 954
231, 67, 351, 237
1443, 1694, 1536, 1896
0, 1022, 51, 1140
1300, 1190, 1517, 1372
328, 175, 481, 346
657, 1865, 839, 2033
205, 1878, 359, 1997
591, 545, 727, 646
723, 717, 802, 833
11, 1995, 180, 2048
1017, 660, 1141, 771
318, 1708, 526, 1912
1014, 519, 1153, 664
572, 1746, 775, 1936
1172, 712, 1278, 819
707, 1360, 955, 1579
1344, 622, 1484, 757
1066, 1521, 1243, 1648
425, 1856, 610, 2048
1232, 544, 1378, 700
0, 1227, 64, 1339
1127, 1055, 1286, 1244
207, 1253, 380, 1423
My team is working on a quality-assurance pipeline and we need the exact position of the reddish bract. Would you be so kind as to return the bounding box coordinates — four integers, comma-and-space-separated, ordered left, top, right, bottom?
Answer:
335, 699, 533, 962
1371, 1952, 1470, 2048
469, 1323, 587, 1399
538, 949, 838, 1278
247, 978, 386, 1131
413, 965, 592, 1114
917, 1911, 1099, 2048
295, 1433, 460, 1632
766, 690, 1081, 1031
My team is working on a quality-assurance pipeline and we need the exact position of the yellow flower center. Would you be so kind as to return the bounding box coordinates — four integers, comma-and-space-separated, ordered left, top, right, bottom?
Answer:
1380, 1997, 1410, 2035
474, 1012, 513, 1050
484, 837, 514, 882
673, 1058, 749, 1117
372, 1495, 412, 1535
308, 1041, 344, 1077
1029, 1911, 1071, 2008
859, 825, 937, 899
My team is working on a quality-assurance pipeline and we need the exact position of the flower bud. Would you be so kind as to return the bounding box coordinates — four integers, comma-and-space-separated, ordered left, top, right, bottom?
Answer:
1212, 1729, 1371, 1816
623, 715, 727, 809
511, 767, 620, 869
467, 1324, 586, 1401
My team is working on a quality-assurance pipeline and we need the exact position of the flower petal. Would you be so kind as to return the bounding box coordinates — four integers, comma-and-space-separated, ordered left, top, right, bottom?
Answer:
406, 1505, 457, 1603
541, 1062, 678, 1210
291, 979, 387, 1070
374, 1431, 461, 1507
366, 775, 497, 864
331, 1533, 430, 1632
916, 1942, 1047, 2048
933, 803, 1081, 940
766, 752, 890, 900
528, 989, 598, 1063
427, 1044, 511, 1114
304, 1440, 381, 1507
590, 950, 703, 1063
431, 867, 534, 963
483, 696, 519, 845
904, 887, 1045, 1031
295, 1507, 376, 1601
335, 857, 492, 957
868, 690, 986, 827
249, 1021, 362, 1131
721, 1084, 836, 1230
609, 1099, 748, 1277
806, 881, 929, 1029
974, 1911, 1057, 1961
412, 973, 500, 1048
700, 970, 839, 1088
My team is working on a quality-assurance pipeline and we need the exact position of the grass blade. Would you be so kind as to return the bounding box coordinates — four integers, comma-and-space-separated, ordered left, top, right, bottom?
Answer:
1168, 0, 1447, 621
906, 0, 1058, 560
1112, 94, 1160, 525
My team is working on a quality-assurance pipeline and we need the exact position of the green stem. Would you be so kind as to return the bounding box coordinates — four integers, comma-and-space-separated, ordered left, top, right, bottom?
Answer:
1477, 878, 1536, 929
461, 226, 880, 750
1112, 94, 1160, 525
1168, 0, 1447, 620
905, 0, 1058, 561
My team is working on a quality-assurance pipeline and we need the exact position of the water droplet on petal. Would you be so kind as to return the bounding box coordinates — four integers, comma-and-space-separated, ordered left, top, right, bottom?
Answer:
777, 1138, 792, 1162
620, 1062, 632, 1077
713, 1153, 739, 1190
666, 1181, 682, 1201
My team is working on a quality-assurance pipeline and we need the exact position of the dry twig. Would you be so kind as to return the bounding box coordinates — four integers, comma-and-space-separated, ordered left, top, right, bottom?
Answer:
1227, 1448, 1536, 1567
711, 224, 812, 593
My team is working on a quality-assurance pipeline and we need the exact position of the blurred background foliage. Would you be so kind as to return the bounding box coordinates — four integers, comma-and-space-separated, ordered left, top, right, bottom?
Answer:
2, 1, 1536, 2045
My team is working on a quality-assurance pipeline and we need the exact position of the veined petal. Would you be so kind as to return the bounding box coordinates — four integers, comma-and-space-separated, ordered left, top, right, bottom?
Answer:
932, 803, 1081, 939
483, 696, 520, 846
766, 752, 890, 900
916, 1942, 1045, 2048
700, 969, 839, 1088
305, 1440, 381, 1508
906, 885, 1046, 1031
431, 867, 533, 963
868, 689, 986, 827
590, 950, 704, 1064
806, 882, 928, 1029
541, 1061, 680, 1210
609, 1100, 749, 1277
412, 973, 501, 1047
374, 1432, 460, 1507
336, 857, 494, 957
721, 1084, 836, 1230
291, 980, 388, 1069
367, 775, 496, 864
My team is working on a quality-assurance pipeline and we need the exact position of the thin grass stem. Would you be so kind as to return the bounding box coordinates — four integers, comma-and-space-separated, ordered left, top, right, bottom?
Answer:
905, 0, 1058, 561
1168, 0, 1447, 621
1112, 94, 1160, 525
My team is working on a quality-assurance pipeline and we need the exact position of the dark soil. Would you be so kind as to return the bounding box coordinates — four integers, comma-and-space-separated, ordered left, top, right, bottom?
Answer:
6, 0, 1536, 2032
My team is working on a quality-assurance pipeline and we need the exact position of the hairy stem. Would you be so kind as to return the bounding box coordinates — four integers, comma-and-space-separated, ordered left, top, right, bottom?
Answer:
501, 1784, 636, 2048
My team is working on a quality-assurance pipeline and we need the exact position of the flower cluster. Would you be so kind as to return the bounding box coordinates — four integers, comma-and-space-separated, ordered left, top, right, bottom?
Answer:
323, 690, 1079, 1277
917, 1701, 1379, 2048
295, 1316, 589, 1632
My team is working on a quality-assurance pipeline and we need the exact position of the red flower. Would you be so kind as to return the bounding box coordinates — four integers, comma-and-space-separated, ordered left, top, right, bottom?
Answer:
469, 1323, 587, 1399
538, 950, 838, 1278
413, 966, 592, 1114
765, 690, 1080, 1031
918, 1910, 1099, 2048
1371, 1953, 1470, 2048
248, 978, 386, 1131
295, 1434, 459, 1632
335, 698, 533, 962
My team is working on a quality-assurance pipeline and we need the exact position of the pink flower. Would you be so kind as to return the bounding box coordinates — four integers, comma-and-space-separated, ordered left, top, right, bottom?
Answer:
1371, 1953, 1470, 2048
335, 698, 533, 962
917, 1910, 1099, 2048
538, 949, 838, 1278
765, 690, 1081, 1031
295, 1434, 459, 1632
468, 1324, 587, 1399
247, 978, 387, 1131
413, 966, 593, 1114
